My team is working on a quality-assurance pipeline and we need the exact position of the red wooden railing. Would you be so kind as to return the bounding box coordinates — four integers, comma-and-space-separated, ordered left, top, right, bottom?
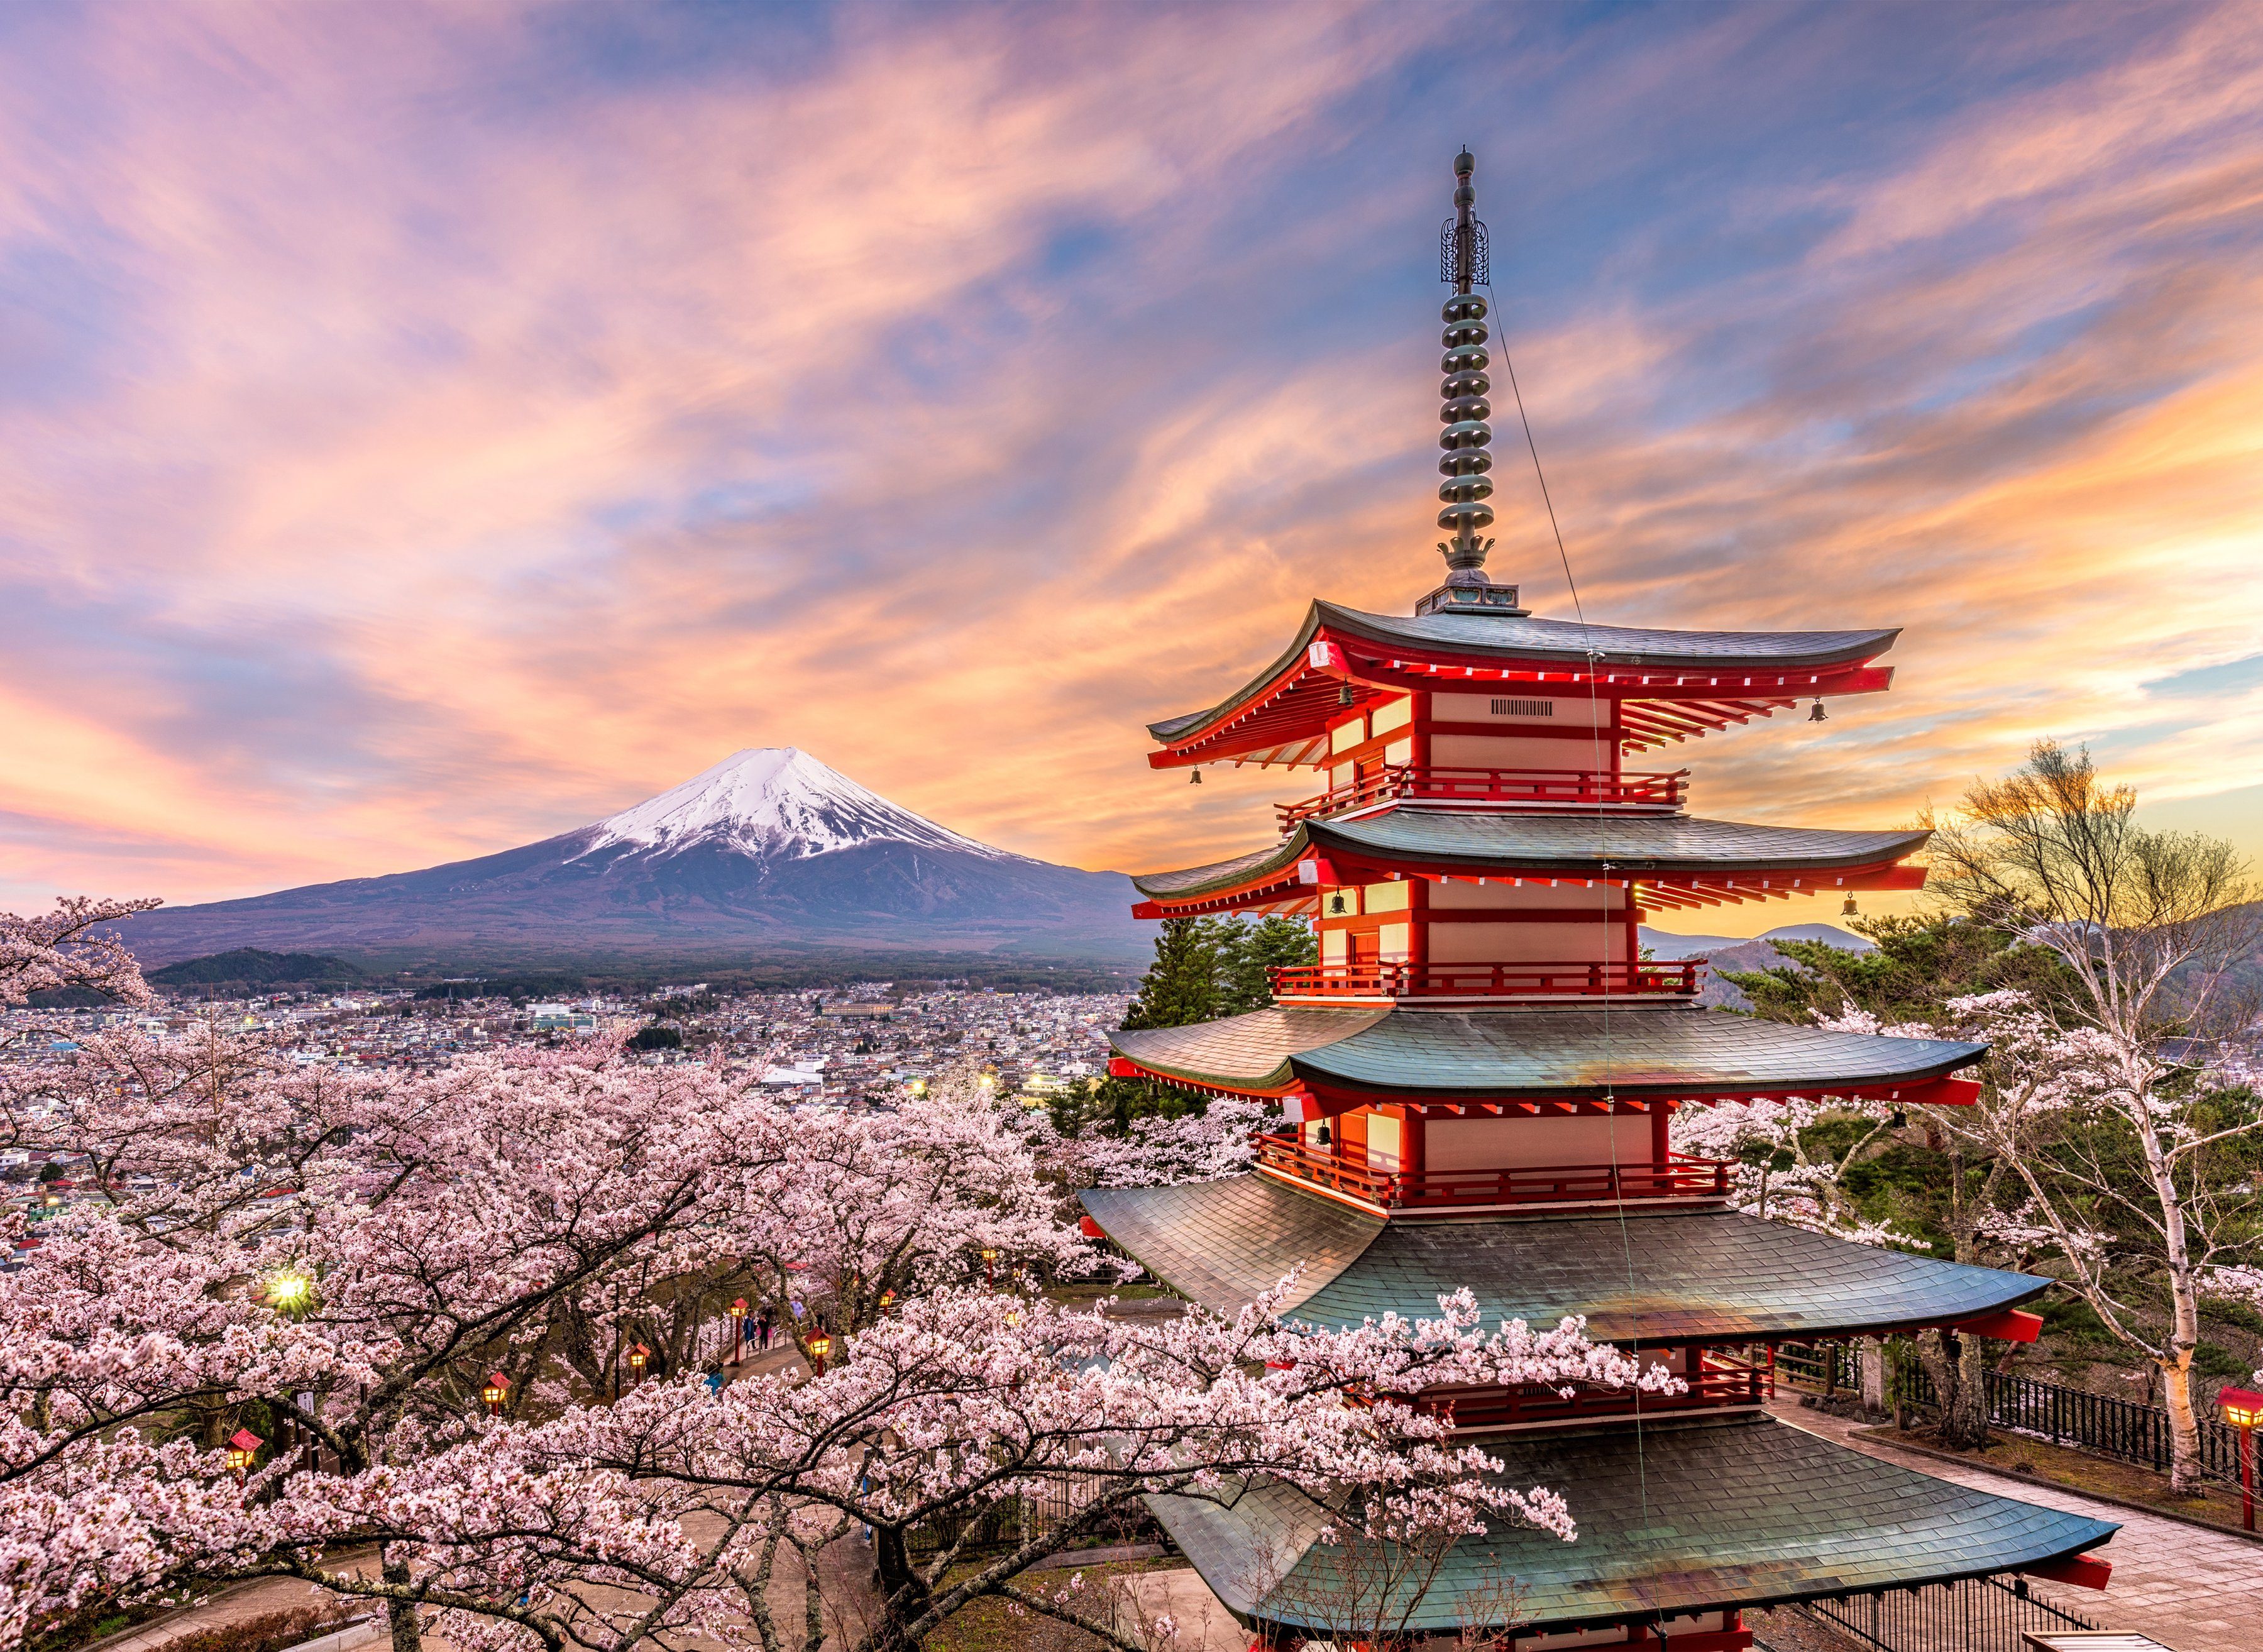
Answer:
1251, 1133, 1734, 1208
1268, 959, 1699, 1001
1421, 1353, 1770, 1431
1277, 764, 1687, 828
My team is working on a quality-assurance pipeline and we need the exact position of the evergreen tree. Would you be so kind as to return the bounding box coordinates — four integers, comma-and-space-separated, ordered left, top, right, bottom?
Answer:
1714, 913, 2073, 1025
1215, 915, 1319, 1015
1121, 917, 1222, 1030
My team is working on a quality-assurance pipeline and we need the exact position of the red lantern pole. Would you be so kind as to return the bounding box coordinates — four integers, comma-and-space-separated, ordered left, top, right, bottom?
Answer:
730, 1297, 747, 1366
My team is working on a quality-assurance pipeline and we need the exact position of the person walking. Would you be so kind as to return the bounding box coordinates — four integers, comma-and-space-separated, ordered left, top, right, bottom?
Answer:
754, 1306, 774, 1350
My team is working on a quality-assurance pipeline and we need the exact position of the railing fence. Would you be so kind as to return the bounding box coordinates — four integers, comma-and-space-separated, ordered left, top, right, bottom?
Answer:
1774, 1338, 2245, 1488
1784, 1575, 2103, 1652
1893, 1359, 2245, 1485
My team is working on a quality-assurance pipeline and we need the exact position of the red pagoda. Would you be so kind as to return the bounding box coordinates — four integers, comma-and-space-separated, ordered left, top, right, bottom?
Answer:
1081, 151, 2116, 1652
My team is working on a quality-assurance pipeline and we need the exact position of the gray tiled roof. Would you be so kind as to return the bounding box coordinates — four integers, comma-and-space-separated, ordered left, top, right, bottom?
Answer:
1133, 813, 1929, 898
1150, 1414, 2114, 1634
1148, 600, 1901, 742
1080, 1176, 2047, 1341
1081, 1174, 1383, 1312
1111, 1005, 1985, 1097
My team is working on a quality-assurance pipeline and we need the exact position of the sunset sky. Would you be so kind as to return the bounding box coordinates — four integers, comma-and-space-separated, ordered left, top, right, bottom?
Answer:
4, 0, 2260, 939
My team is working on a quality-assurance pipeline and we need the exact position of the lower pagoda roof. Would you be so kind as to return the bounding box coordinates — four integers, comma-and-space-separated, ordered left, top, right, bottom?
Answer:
1079, 1176, 2047, 1343
1132, 813, 1930, 908
1150, 1412, 2115, 1635
1109, 1004, 1985, 1101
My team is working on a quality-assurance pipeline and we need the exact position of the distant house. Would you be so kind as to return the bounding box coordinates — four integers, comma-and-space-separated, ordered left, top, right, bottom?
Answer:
527, 1004, 599, 1033
822, 1001, 895, 1021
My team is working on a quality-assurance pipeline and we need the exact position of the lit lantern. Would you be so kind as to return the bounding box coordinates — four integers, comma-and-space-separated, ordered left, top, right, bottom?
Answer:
226, 1427, 263, 1483
482, 1372, 510, 1416
729, 1296, 748, 1364
2220, 1384, 2263, 1532
627, 1343, 650, 1382
981, 1246, 999, 1287
807, 1330, 832, 1376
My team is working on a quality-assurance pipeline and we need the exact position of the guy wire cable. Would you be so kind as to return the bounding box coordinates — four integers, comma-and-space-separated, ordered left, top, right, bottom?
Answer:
1484, 272, 1662, 1641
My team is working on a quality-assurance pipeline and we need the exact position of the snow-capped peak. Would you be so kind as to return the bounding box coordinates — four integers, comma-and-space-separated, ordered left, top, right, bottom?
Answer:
574, 748, 1018, 864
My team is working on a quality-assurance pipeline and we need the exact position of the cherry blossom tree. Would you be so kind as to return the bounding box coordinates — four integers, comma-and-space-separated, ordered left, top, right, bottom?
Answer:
1050, 1095, 1274, 1189
0, 906, 1660, 1652
1929, 741, 2262, 1491
1840, 989, 2263, 1487
0, 897, 157, 1015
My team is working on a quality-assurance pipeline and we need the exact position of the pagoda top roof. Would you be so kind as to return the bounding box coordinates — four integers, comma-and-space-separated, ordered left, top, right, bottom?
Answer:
1109, 1003, 1983, 1101
1151, 1412, 2113, 1635
1131, 812, 1930, 910
1147, 600, 1901, 761
1079, 1176, 2041, 1342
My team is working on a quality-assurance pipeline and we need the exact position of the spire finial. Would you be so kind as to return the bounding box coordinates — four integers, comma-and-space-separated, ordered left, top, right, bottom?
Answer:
1415, 149, 1522, 617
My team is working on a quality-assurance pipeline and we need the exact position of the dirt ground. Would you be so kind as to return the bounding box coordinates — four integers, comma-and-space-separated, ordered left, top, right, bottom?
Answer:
1865, 1421, 2260, 1534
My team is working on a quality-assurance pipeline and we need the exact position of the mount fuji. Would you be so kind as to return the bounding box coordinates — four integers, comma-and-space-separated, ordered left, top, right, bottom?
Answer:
113, 749, 1145, 969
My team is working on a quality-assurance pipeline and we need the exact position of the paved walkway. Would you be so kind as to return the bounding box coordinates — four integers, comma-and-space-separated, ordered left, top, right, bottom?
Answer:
1772, 1399, 2263, 1652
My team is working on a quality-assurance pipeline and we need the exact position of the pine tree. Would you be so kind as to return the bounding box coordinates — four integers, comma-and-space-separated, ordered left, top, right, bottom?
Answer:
1214, 915, 1318, 1015
1121, 917, 1222, 1030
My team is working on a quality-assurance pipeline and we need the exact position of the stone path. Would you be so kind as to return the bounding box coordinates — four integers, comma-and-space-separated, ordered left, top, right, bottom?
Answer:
1772, 1399, 2263, 1652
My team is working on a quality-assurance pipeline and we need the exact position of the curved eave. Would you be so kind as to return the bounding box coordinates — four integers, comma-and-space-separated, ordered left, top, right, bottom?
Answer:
1128, 817, 1934, 915
1108, 1008, 1987, 1106
1108, 1047, 1986, 1110
1147, 602, 1902, 766
1151, 1414, 2115, 1637
1081, 1179, 2047, 1343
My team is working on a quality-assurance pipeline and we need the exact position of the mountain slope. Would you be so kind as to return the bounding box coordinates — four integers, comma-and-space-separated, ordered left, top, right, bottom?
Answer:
114, 749, 1145, 969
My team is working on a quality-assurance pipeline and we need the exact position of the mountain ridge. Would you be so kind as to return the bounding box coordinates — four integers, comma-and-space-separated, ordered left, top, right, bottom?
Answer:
113, 749, 1145, 969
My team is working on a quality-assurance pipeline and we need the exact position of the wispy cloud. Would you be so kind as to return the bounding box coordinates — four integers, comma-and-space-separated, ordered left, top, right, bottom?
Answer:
1, 0, 2258, 938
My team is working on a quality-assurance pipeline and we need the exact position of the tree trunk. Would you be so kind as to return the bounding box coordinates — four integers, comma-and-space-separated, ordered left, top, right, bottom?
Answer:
383, 1551, 422, 1652
2162, 1349, 2205, 1496
1915, 1330, 1989, 1450
866, 1526, 929, 1652
1953, 1327, 1990, 1449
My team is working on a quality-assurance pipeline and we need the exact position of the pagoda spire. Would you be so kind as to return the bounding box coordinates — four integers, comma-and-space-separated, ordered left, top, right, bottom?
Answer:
1419, 148, 1524, 617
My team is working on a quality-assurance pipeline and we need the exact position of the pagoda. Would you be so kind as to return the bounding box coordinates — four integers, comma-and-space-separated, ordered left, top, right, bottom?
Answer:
1081, 151, 2117, 1652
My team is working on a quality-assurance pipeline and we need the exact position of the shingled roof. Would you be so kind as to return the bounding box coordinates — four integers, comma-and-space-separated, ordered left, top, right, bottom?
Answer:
1109, 1004, 1984, 1099
1079, 1176, 2046, 1342
1148, 600, 1901, 743
1131, 813, 1930, 900
1150, 1413, 2114, 1635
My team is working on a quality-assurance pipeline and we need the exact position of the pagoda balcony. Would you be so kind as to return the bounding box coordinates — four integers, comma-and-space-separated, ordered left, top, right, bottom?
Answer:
1267, 958, 1699, 1004
1275, 764, 1687, 829
1252, 1132, 1734, 1209
1423, 1352, 1770, 1432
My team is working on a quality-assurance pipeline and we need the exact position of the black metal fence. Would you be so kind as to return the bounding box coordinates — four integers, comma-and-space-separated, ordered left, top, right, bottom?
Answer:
906, 1473, 1099, 1556
1790, 1575, 2103, 1652
1895, 1359, 2245, 1484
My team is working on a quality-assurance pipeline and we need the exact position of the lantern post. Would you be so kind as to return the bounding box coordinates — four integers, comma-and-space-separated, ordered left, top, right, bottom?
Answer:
2220, 1384, 2262, 1531
729, 1297, 748, 1365
981, 1247, 998, 1287
628, 1343, 650, 1385
807, 1329, 832, 1377
482, 1372, 510, 1418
